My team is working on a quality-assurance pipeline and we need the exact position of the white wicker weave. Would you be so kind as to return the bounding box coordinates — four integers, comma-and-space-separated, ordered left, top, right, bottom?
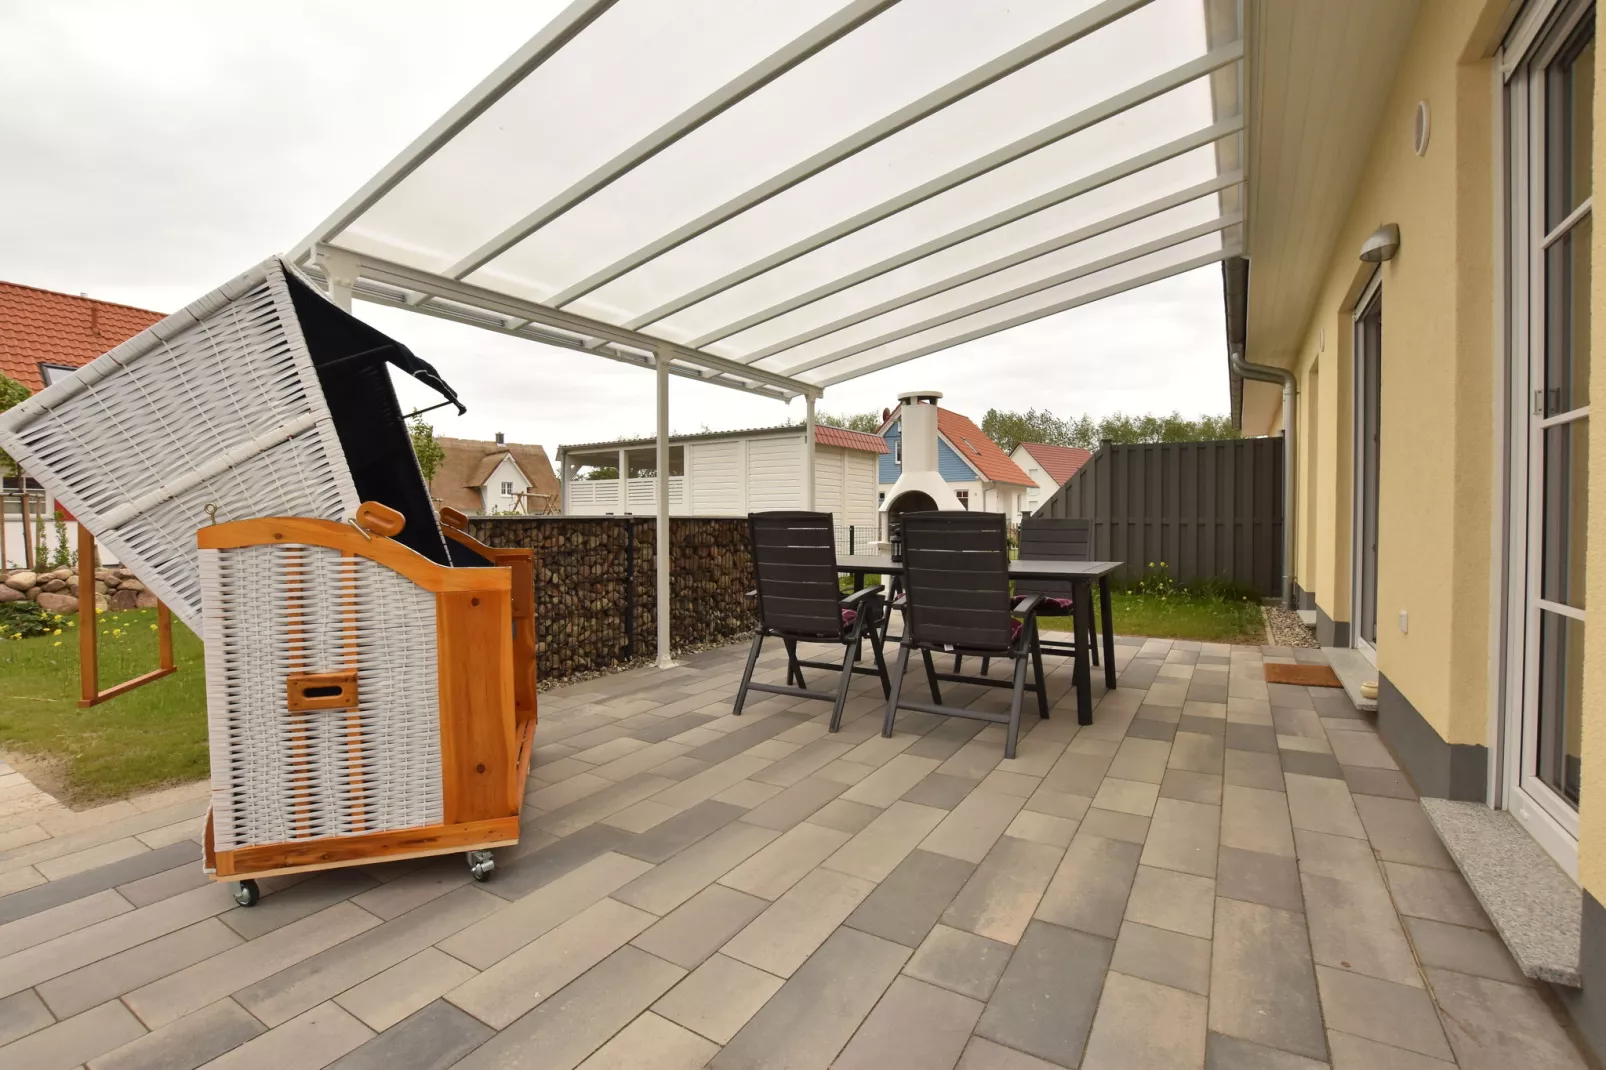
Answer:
0, 259, 358, 632
200, 542, 443, 852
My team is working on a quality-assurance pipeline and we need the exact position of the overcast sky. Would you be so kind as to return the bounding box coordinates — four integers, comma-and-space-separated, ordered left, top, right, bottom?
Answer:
1, 1, 1230, 457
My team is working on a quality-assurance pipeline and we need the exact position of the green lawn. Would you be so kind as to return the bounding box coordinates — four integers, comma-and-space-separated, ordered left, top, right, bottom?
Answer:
1039, 589, 1266, 644
0, 609, 208, 803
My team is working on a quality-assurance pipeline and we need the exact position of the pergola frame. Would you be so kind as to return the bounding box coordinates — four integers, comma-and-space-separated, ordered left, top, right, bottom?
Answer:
292, 0, 1245, 668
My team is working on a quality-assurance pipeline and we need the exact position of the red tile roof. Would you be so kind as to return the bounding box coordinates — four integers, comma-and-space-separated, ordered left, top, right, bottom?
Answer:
814, 424, 889, 454
1018, 442, 1093, 486
936, 408, 1034, 486
0, 281, 164, 393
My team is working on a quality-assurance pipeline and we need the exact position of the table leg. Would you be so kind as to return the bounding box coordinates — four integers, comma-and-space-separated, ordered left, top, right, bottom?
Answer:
1099, 575, 1117, 690
853, 571, 865, 592
1073, 578, 1093, 725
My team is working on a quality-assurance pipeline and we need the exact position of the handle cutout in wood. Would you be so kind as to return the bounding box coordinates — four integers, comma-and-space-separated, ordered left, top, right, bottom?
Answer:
287, 671, 359, 712
355, 502, 405, 537
439, 506, 468, 531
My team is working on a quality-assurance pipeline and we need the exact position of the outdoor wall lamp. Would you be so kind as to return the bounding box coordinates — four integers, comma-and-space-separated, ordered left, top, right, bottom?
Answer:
1360, 223, 1401, 262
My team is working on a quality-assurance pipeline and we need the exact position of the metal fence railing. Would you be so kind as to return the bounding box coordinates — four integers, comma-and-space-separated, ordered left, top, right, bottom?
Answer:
1035, 437, 1284, 596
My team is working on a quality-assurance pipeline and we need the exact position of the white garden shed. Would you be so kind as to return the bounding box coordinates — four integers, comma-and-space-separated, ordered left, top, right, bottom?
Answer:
559, 423, 885, 550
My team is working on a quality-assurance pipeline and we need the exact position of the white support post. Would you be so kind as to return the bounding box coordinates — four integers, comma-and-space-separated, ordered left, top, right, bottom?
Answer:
617, 449, 628, 512
802, 394, 817, 511
317, 247, 359, 313
655, 350, 674, 669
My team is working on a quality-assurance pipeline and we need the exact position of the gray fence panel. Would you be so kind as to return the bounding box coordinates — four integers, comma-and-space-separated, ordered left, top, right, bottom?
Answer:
1035, 438, 1283, 596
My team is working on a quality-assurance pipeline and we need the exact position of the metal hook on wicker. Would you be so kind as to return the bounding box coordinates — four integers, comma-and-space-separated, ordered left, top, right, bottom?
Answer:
203, 503, 218, 527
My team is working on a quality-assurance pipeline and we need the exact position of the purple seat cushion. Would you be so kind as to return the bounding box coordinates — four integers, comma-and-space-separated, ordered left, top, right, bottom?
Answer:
1013, 594, 1072, 613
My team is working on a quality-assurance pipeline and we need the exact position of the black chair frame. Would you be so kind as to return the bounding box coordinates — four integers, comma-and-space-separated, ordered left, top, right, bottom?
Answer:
957, 517, 1100, 676
880, 512, 1049, 759
733, 512, 891, 732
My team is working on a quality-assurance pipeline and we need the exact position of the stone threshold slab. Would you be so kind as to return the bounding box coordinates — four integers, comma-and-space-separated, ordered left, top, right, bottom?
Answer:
1322, 646, 1377, 712
1421, 797, 1580, 987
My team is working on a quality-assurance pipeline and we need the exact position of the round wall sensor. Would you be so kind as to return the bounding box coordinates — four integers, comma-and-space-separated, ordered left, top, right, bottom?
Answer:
1413, 101, 1431, 156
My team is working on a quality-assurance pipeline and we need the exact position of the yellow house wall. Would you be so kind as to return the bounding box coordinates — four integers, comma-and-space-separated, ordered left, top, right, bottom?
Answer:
1269, 0, 1494, 755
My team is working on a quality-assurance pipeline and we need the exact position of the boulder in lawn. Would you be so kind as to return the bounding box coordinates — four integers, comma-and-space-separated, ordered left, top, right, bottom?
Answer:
0, 586, 22, 604
41, 579, 67, 593
108, 589, 140, 611
35, 592, 78, 614
120, 579, 146, 593
135, 590, 159, 609
4, 571, 36, 592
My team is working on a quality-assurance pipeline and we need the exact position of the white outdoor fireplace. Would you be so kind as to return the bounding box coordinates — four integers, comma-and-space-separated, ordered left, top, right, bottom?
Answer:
881, 390, 962, 546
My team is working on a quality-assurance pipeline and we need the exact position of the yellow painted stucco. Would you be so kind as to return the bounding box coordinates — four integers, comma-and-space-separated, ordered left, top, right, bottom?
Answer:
1260, 0, 1495, 756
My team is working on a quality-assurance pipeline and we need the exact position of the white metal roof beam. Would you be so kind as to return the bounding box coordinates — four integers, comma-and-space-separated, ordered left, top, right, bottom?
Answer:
546, 0, 1158, 308
738, 170, 1243, 366
318, 245, 818, 398
444, 0, 902, 281
690, 118, 1243, 351
627, 41, 1243, 331
817, 245, 1239, 387
289, 0, 620, 264
781, 214, 1240, 377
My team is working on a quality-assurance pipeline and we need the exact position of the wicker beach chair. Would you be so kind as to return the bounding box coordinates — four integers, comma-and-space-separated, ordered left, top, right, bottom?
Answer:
0, 257, 536, 902
733, 512, 889, 732
882, 511, 1048, 759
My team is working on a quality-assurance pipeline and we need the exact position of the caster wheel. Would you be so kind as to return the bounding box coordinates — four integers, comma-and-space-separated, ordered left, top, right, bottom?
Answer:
467, 850, 495, 882
233, 879, 260, 907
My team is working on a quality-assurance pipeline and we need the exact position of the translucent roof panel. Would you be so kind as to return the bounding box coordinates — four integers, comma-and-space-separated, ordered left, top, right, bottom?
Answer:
296, 0, 1243, 397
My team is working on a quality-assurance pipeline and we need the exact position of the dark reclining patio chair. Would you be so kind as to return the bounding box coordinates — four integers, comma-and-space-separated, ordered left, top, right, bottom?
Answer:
733, 512, 890, 731
883, 511, 1048, 759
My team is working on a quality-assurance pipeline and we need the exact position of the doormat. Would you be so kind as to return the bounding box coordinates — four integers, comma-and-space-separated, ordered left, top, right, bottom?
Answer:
1263, 663, 1344, 688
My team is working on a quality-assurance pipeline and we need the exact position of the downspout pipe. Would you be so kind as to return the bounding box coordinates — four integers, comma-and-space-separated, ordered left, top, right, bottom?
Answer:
1222, 257, 1295, 609
1230, 345, 1295, 608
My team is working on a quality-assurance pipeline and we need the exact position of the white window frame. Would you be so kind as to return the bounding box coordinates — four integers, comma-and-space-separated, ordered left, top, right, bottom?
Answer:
1350, 268, 1383, 666
1497, 0, 1594, 878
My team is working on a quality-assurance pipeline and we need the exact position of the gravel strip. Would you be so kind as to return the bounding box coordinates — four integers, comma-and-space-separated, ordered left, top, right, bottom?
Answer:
1263, 604, 1319, 648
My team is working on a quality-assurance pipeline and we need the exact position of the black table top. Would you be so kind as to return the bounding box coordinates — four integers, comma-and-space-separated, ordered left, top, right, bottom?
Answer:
836, 555, 1122, 579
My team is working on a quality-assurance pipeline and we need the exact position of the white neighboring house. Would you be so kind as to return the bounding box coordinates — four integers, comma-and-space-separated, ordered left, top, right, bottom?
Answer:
1007, 442, 1094, 522
558, 424, 887, 550
875, 396, 1035, 523
430, 435, 561, 515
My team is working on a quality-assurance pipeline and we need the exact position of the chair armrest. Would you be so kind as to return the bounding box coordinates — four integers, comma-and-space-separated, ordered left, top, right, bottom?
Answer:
840, 585, 884, 606
1012, 593, 1046, 618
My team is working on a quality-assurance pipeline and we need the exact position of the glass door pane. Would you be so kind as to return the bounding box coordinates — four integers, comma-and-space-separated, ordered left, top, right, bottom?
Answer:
1356, 289, 1382, 649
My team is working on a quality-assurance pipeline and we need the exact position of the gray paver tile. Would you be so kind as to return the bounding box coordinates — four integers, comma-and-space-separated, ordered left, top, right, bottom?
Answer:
1108, 737, 1173, 784
88, 998, 264, 1070
219, 869, 379, 941
1342, 766, 1417, 801
614, 821, 779, 916
712, 926, 908, 1069
0, 887, 131, 959
1224, 749, 1285, 791
1402, 916, 1525, 984
347, 858, 467, 920
1294, 828, 1385, 888
1279, 749, 1344, 780
447, 896, 658, 1028
1023, 787, 1092, 821
127, 901, 381, 1029
833, 975, 982, 1070
904, 923, 1013, 1001
740, 776, 847, 831
576, 1012, 719, 1069
902, 772, 983, 810
631, 883, 770, 969
1328, 731, 1398, 770
0, 988, 53, 1047
1302, 870, 1420, 987
1353, 796, 1453, 869
975, 919, 1111, 1067
805, 798, 881, 834
718, 822, 850, 900
203, 1000, 372, 1069
1216, 846, 1303, 913
1206, 1031, 1327, 1068
0, 840, 198, 926
1141, 797, 1220, 878
490, 823, 638, 900
652, 952, 783, 1044
1160, 769, 1223, 806
618, 799, 745, 863
4, 999, 145, 1070
844, 847, 974, 948
1383, 862, 1490, 929
1209, 897, 1326, 1061
1125, 865, 1215, 938
334, 946, 478, 1032
1170, 732, 1226, 773
1078, 807, 1150, 844
921, 790, 1027, 863
1110, 920, 1211, 996
824, 800, 946, 882
1082, 971, 1208, 1070
1314, 966, 1451, 1061
1036, 833, 1141, 939
456, 946, 684, 1070
841, 754, 945, 807
1284, 773, 1365, 840
721, 865, 874, 977
1326, 1030, 1456, 1069
234, 885, 502, 1028
326, 999, 491, 1070
1220, 785, 1294, 858
1422, 968, 1588, 1069
956, 1036, 1067, 1069
941, 835, 1062, 945
117, 863, 211, 909
38, 916, 243, 1019
1091, 777, 1158, 817
1004, 809, 1078, 848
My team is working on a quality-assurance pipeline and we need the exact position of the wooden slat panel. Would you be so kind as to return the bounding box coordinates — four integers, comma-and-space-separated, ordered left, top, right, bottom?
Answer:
436, 589, 519, 824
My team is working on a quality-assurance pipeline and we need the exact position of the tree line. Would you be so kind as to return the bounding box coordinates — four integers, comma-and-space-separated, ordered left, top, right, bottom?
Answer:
818, 407, 1236, 454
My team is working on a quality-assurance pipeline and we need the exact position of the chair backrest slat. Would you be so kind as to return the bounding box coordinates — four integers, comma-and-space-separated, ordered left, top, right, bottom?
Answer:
901, 511, 1012, 652
1015, 517, 1093, 600
749, 511, 842, 639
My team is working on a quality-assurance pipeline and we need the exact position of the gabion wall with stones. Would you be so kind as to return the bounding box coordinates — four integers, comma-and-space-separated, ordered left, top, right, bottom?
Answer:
467, 516, 756, 683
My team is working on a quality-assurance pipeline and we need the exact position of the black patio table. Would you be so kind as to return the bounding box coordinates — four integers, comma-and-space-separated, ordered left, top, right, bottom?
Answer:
835, 554, 1122, 726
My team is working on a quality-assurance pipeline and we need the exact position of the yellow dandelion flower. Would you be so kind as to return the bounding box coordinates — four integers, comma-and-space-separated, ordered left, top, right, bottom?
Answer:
52, 641, 61, 647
